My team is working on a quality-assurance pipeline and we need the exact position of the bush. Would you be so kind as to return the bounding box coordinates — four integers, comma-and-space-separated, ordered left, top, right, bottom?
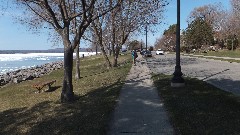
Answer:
180, 46, 187, 52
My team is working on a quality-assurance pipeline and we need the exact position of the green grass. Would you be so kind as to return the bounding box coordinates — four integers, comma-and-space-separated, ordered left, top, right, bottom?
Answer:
209, 58, 240, 63
152, 74, 240, 135
192, 49, 240, 58
0, 54, 132, 135
186, 55, 240, 63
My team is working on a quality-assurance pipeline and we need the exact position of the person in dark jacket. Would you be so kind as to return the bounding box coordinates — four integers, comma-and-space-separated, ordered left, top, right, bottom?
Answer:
131, 50, 138, 65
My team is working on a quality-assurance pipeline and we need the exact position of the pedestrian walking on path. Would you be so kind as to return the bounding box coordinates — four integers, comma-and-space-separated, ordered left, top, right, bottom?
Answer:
107, 57, 174, 135
131, 50, 138, 65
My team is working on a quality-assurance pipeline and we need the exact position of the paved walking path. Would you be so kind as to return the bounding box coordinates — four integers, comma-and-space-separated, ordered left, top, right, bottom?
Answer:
107, 57, 174, 135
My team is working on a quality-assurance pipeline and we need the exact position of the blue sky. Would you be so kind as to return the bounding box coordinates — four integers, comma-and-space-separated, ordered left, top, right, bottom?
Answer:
0, 0, 231, 50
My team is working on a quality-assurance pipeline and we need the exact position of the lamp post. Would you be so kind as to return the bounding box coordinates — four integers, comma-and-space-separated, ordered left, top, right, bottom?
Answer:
145, 25, 148, 50
171, 0, 185, 87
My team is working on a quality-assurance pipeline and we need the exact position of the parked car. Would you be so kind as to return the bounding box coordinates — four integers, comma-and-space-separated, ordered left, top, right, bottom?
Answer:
143, 50, 152, 57
121, 49, 127, 52
156, 49, 164, 55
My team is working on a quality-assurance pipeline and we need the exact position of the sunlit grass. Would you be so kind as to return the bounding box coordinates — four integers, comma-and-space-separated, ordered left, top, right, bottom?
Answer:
0, 54, 132, 135
192, 49, 240, 58
185, 55, 240, 63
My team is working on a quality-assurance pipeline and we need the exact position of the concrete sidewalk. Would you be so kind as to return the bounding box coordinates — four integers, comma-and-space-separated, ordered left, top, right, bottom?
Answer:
107, 58, 174, 135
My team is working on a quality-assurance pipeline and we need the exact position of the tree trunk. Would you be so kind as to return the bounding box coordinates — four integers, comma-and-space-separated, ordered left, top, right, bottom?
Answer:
110, 0, 116, 58
75, 44, 80, 79
96, 44, 98, 55
61, 46, 75, 102
109, 47, 112, 56
113, 45, 120, 67
112, 34, 116, 56
100, 46, 112, 68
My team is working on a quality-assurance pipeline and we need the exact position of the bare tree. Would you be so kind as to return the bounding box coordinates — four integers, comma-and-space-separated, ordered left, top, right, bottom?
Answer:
230, 0, 240, 38
231, 0, 240, 20
80, 20, 112, 68
154, 35, 175, 51
91, 17, 112, 68
213, 0, 240, 48
84, 0, 168, 68
188, 3, 225, 31
72, 1, 80, 80
13, 0, 121, 102
109, 0, 168, 67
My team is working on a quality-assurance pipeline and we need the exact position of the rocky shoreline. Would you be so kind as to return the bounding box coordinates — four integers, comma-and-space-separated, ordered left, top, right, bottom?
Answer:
0, 60, 64, 86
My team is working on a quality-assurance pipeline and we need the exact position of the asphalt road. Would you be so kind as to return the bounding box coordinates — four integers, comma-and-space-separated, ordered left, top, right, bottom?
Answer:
144, 53, 240, 95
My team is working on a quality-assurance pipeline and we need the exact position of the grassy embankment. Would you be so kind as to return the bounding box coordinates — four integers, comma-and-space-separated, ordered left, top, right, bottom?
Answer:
196, 49, 240, 58
184, 49, 240, 63
0, 54, 132, 135
152, 74, 240, 134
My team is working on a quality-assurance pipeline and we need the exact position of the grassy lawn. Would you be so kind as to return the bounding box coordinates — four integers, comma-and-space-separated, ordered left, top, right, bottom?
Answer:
0, 54, 132, 135
183, 49, 240, 63
192, 49, 240, 58
208, 58, 240, 63
152, 74, 240, 135
185, 55, 240, 63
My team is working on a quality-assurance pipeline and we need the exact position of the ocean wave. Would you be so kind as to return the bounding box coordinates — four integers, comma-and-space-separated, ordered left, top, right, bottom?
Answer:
0, 57, 23, 62
37, 57, 50, 61
0, 53, 64, 62
0, 52, 98, 61
0, 52, 97, 74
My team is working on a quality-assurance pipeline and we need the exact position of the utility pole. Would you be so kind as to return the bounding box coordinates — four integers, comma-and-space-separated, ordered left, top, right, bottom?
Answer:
171, 0, 185, 87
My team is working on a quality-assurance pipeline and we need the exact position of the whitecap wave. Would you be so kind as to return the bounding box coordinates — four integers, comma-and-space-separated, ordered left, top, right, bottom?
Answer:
0, 52, 98, 74
37, 57, 50, 61
0, 53, 64, 62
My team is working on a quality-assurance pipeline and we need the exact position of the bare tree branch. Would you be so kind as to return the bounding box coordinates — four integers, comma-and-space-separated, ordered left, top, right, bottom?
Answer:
43, 0, 62, 29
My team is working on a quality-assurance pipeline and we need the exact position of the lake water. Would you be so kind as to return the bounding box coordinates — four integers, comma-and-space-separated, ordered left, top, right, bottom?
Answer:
0, 52, 96, 74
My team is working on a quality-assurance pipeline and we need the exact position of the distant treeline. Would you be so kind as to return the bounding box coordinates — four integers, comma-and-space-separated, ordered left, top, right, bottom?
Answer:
0, 48, 89, 54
